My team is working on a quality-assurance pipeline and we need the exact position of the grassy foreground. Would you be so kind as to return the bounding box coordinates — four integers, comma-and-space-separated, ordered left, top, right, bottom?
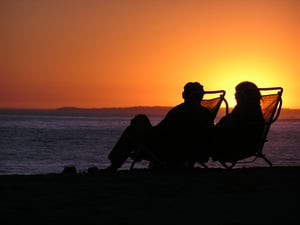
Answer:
0, 166, 299, 225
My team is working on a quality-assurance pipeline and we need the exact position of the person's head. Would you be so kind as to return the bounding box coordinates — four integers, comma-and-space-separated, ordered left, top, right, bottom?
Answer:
235, 81, 261, 106
182, 82, 204, 103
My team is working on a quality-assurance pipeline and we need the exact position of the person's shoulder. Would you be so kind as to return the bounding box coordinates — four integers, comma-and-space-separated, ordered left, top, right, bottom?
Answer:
163, 103, 184, 117
169, 103, 184, 112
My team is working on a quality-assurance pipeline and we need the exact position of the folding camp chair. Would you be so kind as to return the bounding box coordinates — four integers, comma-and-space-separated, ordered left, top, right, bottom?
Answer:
200, 90, 229, 123
218, 87, 283, 169
129, 90, 228, 170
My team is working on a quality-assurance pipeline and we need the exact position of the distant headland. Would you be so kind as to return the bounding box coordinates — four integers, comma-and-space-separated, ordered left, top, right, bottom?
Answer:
0, 107, 299, 119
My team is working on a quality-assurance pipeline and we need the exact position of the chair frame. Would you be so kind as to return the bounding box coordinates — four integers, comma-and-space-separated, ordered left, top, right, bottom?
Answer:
201, 90, 229, 120
197, 90, 229, 168
218, 87, 283, 169
129, 90, 229, 170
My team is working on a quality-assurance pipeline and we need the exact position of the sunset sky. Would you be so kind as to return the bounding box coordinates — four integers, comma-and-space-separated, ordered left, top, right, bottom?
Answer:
1, 0, 299, 109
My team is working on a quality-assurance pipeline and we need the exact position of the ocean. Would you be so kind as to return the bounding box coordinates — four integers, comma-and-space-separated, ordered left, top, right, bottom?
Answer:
0, 108, 299, 175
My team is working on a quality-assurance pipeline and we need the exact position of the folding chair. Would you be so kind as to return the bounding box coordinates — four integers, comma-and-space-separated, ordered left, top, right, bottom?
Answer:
129, 90, 228, 170
218, 87, 283, 169
201, 90, 229, 122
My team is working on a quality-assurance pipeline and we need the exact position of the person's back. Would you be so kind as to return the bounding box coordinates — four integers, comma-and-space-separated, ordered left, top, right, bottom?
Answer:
150, 82, 214, 167
212, 81, 265, 161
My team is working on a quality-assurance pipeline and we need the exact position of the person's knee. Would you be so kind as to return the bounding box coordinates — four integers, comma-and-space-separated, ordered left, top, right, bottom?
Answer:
130, 114, 152, 130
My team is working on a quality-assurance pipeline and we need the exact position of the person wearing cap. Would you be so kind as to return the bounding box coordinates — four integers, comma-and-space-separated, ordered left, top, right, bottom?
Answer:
149, 82, 214, 168
106, 82, 214, 171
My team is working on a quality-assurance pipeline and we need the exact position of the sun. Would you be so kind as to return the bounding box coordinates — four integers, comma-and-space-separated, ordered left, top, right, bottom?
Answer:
200, 56, 285, 109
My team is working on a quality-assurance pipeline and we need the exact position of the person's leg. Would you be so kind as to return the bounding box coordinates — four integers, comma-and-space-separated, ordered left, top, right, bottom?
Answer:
107, 126, 137, 170
107, 114, 152, 171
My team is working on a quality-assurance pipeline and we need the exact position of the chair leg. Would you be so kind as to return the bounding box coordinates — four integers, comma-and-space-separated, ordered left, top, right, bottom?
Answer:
199, 162, 209, 168
130, 148, 141, 170
259, 154, 273, 167
130, 145, 166, 170
130, 157, 138, 170
219, 161, 236, 169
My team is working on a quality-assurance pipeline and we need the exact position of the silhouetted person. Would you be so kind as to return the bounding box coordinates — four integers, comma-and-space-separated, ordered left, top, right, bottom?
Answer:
211, 81, 265, 162
106, 82, 214, 171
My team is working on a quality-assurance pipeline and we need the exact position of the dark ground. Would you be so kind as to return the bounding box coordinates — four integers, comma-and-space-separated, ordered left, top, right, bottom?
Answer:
0, 166, 299, 225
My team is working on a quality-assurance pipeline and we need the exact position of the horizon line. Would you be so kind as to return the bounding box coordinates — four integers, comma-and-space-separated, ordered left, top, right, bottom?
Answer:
0, 106, 300, 111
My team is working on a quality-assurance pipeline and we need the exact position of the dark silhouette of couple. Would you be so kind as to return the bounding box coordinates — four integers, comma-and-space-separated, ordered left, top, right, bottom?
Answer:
106, 81, 264, 171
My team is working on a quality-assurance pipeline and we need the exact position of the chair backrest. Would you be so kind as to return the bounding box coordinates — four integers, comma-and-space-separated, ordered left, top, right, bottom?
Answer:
260, 87, 283, 123
258, 87, 283, 152
200, 90, 229, 121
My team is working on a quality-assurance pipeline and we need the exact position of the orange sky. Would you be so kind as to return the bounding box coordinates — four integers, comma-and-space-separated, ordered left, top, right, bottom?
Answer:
1, 0, 299, 109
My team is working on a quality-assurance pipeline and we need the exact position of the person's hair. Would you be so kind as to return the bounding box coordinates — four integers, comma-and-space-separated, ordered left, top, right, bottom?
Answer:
182, 82, 204, 101
235, 81, 261, 105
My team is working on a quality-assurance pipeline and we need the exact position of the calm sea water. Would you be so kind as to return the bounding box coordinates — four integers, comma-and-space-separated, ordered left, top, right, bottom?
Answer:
0, 110, 299, 175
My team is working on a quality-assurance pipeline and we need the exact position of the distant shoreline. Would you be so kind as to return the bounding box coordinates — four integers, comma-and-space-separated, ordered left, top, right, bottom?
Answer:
0, 107, 299, 119
0, 106, 171, 117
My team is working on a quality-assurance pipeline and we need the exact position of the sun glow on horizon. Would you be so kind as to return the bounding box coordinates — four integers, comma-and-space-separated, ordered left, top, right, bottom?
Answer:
202, 57, 286, 108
